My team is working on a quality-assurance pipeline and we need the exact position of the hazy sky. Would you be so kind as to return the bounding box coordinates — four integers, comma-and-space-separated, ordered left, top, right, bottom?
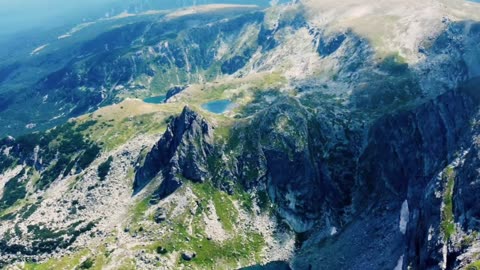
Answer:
0, 0, 118, 36
0, 0, 278, 36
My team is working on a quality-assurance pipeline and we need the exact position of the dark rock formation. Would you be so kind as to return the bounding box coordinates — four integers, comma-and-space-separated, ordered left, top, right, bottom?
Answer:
164, 85, 188, 102
221, 48, 254, 75
181, 251, 196, 261
153, 208, 167, 224
357, 88, 478, 269
317, 32, 347, 57
134, 106, 214, 198
357, 89, 477, 202
290, 85, 480, 269
227, 96, 361, 232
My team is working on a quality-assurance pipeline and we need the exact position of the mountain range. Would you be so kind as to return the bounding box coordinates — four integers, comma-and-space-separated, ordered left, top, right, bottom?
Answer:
1, 0, 480, 269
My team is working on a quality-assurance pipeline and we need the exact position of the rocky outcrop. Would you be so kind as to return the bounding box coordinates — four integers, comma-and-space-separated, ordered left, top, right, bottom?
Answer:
134, 106, 214, 198
181, 251, 196, 261
164, 85, 188, 102
227, 96, 361, 233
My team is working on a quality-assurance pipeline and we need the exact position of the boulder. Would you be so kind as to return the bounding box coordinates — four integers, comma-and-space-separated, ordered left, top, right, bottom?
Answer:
153, 208, 167, 224
181, 251, 196, 261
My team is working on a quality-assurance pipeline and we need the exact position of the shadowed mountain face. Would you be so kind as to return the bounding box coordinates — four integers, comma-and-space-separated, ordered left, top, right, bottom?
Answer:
1, 1, 480, 269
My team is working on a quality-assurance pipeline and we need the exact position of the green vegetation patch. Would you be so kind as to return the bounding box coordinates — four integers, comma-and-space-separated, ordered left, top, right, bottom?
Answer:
0, 168, 27, 210
0, 121, 102, 191
24, 221, 96, 255
153, 223, 265, 269
441, 166, 456, 241
190, 183, 238, 232
78, 258, 95, 269
20, 202, 41, 219
128, 195, 152, 231
37, 157, 71, 190
76, 145, 101, 171
148, 195, 264, 268
0, 151, 17, 174
24, 249, 90, 270
467, 261, 480, 270
97, 156, 113, 181
132, 182, 267, 269
84, 112, 168, 151
177, 232, 264, 268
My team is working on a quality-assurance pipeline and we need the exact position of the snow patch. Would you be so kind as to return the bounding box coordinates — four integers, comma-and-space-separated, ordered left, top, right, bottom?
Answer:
166, 4, 259, 19
2, 146, 12, 157
270, 0, 280, 6
399, 200, 409, 234
30, 44, 49, 56
57, 34, 71, 39
25, 123, 36, 129
394, 255, 404, 270
57, 22, 95, 40
215, 40, 229, 60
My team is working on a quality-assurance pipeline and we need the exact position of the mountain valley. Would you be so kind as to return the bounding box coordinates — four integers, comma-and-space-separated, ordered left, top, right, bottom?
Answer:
1, 1, 480, 269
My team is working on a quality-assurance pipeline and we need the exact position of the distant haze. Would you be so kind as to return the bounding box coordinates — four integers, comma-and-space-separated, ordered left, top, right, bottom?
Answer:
0, 0, 282, 37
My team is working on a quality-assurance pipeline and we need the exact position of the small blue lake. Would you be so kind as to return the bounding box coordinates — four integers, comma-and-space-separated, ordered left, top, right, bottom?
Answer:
201, 99, 234, 114
240, 261, 291, 270
143, 95, 166, 104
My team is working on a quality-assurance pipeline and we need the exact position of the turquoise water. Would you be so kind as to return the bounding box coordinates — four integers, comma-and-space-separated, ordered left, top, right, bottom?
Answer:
240, 261, 291, 270
201, 99, 234, 114
143, 95, 166, 104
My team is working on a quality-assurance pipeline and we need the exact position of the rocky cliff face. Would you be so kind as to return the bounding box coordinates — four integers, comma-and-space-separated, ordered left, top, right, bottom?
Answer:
217, 94, 361, 233
358, 89, 477, 201
359, 88, 479, 269
289, 85, 480, 270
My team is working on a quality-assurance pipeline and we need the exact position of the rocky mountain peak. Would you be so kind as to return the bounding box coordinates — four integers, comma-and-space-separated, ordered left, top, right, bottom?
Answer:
134, 106, 214, 198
